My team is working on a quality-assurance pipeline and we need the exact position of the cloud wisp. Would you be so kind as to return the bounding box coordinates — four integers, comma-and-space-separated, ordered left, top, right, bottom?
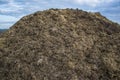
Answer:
72, 0, 114, 7
0, 14, 19, 29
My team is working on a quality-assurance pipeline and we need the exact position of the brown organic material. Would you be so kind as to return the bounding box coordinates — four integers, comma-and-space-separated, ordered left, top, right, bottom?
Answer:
0, 9, 120, 80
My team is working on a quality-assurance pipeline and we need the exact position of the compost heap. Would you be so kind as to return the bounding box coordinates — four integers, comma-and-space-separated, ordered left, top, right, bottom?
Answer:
0, 9, 120, 80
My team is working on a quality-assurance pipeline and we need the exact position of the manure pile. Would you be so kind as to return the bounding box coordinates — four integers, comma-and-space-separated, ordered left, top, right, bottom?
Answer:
0, 9, 120, 80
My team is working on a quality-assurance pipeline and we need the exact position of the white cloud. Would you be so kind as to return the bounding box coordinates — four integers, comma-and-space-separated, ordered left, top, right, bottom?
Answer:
0, 15, 19, 22
0, 0, 23, 13
0, 15, 19, 29
73, 0, 114, 7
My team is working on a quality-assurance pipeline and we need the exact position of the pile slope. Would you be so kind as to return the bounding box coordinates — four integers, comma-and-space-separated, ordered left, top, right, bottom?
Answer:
0, 9, 120, 80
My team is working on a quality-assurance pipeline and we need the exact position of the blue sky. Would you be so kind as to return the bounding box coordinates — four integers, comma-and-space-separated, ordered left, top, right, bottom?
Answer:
0, 0, 120, 29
